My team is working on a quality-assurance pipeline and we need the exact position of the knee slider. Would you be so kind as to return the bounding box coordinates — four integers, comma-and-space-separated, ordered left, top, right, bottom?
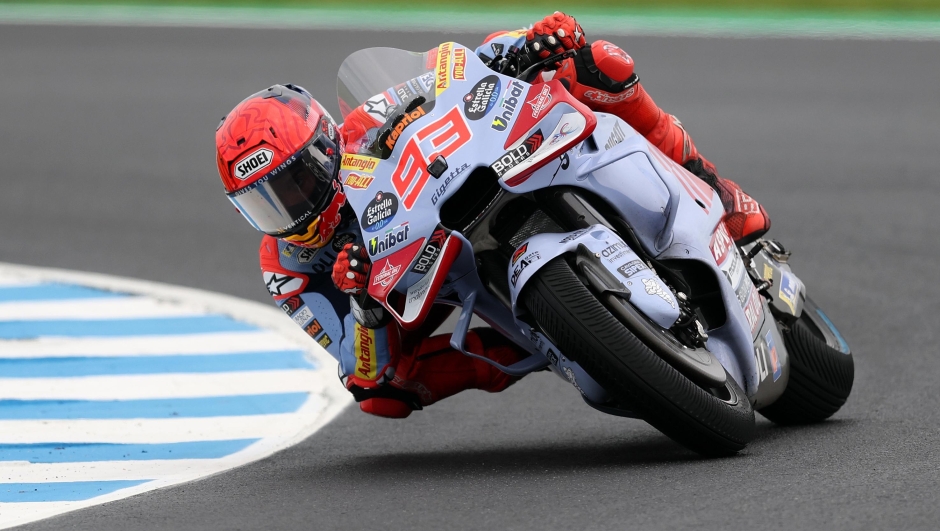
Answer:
359, 397, 413, 419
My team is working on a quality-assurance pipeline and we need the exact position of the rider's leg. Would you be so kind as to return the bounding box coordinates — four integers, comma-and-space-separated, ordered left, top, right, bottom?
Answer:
357, 307, 526, 418
553, 40, 771, 243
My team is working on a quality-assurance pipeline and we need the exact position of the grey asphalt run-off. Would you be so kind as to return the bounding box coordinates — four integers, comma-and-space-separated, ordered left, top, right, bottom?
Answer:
1, 24, 939, 531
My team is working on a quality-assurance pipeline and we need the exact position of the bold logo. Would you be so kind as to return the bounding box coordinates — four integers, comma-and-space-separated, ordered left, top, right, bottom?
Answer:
263, 271, 303, 296
233, 148, 273, 180
617, 260, 647, 278
511, 243, 528, 265
527, 84, 552, 118
411, 229, 447, 274
368, 223, 411, 256
605, 122, 626, 150
491, 130, 542, 179
491, 42, 504, 56
280, 296, 303, 316
361, 191, 399, 233
452, 47, 467, 80
524, 131, 544, 153
372, 259, 402, 287
281, 244, 296, 257
491, 80, 524, 131
340, 154, 379, 173
436, 42, 453, 95
354, 323, 378, 379
384, 105, 428, 151
391, 106, 472, 210
343, 173, 374, 190
463, 75, 501, 121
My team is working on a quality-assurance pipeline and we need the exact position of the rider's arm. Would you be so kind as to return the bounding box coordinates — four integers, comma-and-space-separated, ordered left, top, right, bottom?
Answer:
258, 234, 399, 391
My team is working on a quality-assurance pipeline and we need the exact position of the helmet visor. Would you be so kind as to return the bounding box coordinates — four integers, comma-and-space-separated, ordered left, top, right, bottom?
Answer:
227, 131, 338, 236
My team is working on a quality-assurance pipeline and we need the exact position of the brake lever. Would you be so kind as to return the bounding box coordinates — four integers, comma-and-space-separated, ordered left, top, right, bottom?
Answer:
515, 49, 577, 80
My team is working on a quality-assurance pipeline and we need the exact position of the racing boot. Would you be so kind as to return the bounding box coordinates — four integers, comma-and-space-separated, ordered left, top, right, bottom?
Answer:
552, 40, 771, 244
683, 158, 771, 245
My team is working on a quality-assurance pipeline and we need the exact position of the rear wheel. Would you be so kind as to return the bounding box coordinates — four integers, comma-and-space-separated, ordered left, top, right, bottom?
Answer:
758, 298, 854, 424
521, 257, 755, 456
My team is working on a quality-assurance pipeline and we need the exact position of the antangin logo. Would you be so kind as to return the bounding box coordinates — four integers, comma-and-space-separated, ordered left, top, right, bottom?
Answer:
353, 323, 377, 379
341, 154, 379, 173
436, 42, 453, 95
234, 148, 273, 180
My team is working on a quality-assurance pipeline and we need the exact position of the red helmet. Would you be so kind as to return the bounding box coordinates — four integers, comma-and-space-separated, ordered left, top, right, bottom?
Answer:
216, 84, 346, 248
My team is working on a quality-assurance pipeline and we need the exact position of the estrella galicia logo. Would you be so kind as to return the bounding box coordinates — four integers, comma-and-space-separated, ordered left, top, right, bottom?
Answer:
463, 75, 501, 121
360, 191, 398, 233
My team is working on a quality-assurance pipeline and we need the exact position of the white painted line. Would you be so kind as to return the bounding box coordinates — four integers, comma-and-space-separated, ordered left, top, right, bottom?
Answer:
0, 408, 326, 445
0, 370, 321, 401
0, 263, 352, 530
0, 330, 298, 358
0, 296, 204, 320
1, 458, 279, 484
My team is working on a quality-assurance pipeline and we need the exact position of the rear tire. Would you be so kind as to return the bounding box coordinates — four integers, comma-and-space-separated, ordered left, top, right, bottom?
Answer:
758, 299, 854, 424
521, 257, 755, 456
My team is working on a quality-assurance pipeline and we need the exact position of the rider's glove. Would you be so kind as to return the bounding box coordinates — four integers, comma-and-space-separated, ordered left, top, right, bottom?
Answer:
526, 12, 586, 64
332, 243, 370, 295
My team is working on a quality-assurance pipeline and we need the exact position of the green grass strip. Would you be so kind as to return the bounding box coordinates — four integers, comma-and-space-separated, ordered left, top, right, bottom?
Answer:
2, 2, 940, 40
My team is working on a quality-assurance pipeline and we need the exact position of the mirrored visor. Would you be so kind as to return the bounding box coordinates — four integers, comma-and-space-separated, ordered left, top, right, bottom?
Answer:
227, 133, 337, 235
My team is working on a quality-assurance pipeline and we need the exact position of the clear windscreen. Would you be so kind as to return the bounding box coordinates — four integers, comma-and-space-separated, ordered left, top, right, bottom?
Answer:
336, 47, 435, 119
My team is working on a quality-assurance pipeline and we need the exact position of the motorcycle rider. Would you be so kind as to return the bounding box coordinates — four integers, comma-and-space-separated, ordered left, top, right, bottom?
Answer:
214, 12, 771, 419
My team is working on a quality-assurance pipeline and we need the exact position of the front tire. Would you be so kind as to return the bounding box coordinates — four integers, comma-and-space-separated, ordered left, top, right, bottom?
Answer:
758, 298, 854, 424
521, 257, 755, 456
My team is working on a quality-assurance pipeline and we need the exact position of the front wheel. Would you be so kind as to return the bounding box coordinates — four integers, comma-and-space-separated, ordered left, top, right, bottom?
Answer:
758, 298, 854, 424
521, 257, 755, 456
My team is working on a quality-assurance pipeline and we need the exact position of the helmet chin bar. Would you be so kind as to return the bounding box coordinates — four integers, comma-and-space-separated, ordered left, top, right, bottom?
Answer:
282, 215, 325, 248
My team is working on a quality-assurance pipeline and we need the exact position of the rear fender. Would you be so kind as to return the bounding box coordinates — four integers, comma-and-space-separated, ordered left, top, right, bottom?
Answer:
508, 224, 680, 329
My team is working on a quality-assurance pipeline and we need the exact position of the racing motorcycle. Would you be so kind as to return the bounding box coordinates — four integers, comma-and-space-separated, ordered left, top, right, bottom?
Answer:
335, 42, 854, 456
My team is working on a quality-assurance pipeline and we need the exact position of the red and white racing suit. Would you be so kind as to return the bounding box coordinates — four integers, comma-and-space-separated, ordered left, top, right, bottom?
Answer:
259, 33, 769, 419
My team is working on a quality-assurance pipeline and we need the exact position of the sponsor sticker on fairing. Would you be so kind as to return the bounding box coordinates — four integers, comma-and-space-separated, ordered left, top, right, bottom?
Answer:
343, 173, 374, 190
491, 80, 524, 132
527, 85, 552, 118
617, 260, 647, 278
291, 306, 314, 327
360, 191, 399, 233
341, 154, 379, 173
435, 42, 453, 95
452, 47, 467, 80
233, 148, 274, 180
463, 75, 501, 120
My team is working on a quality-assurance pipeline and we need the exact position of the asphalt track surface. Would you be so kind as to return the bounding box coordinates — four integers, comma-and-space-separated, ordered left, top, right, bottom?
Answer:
1, 24, 938, 530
